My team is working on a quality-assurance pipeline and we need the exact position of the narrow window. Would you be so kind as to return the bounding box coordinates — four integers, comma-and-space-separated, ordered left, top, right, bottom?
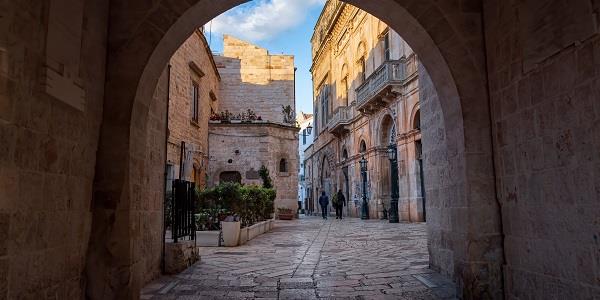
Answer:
191, 82, 199, 122
384, 32, 391, 61
302, 129, 307, 145
413, 109, 421, 130
341, 77, 348, 106
279, 159, 288, 172
359, 58, 366, 83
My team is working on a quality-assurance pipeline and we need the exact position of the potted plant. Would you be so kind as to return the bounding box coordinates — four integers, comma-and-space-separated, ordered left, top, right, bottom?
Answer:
221, 215, 241, 246
278, 207, 294, 220
217, 182, 242, 246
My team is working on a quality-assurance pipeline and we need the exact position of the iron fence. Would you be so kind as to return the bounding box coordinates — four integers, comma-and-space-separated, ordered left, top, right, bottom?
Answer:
171, 179, 196, 243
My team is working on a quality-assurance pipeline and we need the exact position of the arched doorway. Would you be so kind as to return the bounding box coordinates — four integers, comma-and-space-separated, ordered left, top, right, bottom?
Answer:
90, 0, 501, 298
320, 155, 333, 204
378, 114, 395, 217
219, 171, 241, 184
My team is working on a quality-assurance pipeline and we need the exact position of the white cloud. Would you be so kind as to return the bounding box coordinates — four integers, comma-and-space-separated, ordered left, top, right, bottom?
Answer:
209, 0, 326, 42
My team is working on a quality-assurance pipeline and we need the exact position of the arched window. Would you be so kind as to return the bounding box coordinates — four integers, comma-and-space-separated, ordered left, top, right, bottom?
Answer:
380, 114, 395, 146
413, 109, 421, 130
360, 140, 367, 153
357, 42, 366, 83
341, 64, 349, 106
279, 158, 288, 172
342, 148, 348, 160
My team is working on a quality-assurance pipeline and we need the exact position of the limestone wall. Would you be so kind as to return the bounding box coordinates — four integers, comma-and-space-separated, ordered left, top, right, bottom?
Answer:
417, 64, 455, 283
214, 36, 295, 124
164, 31, 220, 187
484, 1, 600, 297
0, 0, 109, 298
208, 123, 299, 212
137, 63, 168, 287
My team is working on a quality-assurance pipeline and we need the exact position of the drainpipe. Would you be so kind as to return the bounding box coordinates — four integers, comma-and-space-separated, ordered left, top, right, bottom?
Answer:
161, 64, 172, 273
179, 141, 186, 180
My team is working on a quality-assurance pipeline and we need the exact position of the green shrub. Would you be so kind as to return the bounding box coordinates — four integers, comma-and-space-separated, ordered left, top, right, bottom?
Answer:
196, 182, 276, 229
259, 165, 273, 188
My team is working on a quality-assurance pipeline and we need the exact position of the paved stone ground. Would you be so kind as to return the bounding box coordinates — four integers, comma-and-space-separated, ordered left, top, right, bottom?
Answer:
142, 217, 457, 299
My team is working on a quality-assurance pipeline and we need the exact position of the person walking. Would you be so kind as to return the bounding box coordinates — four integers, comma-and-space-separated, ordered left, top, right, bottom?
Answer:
335, 189, 346, 219
318, 191, 329, 220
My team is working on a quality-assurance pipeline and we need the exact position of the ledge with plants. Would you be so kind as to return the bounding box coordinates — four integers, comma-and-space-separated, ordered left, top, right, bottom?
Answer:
209, 109, 264, 123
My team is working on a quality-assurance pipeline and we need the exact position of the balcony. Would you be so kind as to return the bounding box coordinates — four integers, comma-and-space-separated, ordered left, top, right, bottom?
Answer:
327, 106, 354, 135
355, 60, 406, 114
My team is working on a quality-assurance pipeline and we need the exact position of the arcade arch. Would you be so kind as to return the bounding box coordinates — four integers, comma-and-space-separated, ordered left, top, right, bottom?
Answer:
89, 0, 500, 298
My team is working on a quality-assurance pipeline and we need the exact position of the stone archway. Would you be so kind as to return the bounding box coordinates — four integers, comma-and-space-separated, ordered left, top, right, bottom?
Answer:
90, 0, 501, 298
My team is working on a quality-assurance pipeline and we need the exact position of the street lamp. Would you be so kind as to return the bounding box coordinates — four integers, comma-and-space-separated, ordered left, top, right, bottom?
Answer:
359, 156, 369, 220
300, 123, 312, 138
387, 144, 399, 223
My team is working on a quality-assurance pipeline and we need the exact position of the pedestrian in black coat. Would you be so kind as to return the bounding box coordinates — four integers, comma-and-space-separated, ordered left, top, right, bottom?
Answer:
335, 189, 346, 219
318, 191, 329, 219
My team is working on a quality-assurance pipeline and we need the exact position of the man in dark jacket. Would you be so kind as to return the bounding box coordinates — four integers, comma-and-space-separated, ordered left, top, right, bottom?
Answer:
318, 191, 329, 219
335, 189, 346, 219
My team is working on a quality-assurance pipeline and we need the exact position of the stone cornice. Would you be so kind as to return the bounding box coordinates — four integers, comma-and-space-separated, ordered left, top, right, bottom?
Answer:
310, 0, 345, 72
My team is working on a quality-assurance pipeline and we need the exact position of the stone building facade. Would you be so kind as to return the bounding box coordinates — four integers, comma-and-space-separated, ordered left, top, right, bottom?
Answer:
306, 0, 425, 221
208, 36, 299, 213
161, 30, 220, 189
297, 112, 314, 211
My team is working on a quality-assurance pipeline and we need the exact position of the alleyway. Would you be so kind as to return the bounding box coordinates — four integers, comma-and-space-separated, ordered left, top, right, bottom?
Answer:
142, 218, 456, 299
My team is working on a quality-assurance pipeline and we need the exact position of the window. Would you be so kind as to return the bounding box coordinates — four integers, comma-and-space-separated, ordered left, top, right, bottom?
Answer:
342, 149, 348, 160
341, 64, 349, 106
383, 32, 391, 61
302, 129, 307, 145
279, 159, 288, 172
191, 82, 199, 122
314, 107, 318, 134
415, 140, 423, 160
359, 58, 366, 83
360, 140, 367, 153
413, 109, 421, 130
319, 84, 330, 128
341, 77, 348, 106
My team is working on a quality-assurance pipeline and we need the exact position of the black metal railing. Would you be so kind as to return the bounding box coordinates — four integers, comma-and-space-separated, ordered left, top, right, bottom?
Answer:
171, 179, 196, 243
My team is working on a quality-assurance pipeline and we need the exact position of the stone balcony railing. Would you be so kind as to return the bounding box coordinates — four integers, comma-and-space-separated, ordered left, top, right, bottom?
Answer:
355, 59, 410, 114
327, 105, 354, 135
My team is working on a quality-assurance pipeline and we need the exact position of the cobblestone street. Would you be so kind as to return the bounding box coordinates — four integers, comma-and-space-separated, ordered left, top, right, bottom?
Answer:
142, 217, 456, 299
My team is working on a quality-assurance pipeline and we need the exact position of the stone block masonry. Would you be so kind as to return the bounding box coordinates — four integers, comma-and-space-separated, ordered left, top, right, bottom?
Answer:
215, 35, 295, 123
162, 30, 220, 187
209, 123, 299, 213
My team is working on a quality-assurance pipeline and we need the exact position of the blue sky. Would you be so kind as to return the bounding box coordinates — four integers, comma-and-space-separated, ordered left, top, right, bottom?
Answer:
205, 0, 326, 115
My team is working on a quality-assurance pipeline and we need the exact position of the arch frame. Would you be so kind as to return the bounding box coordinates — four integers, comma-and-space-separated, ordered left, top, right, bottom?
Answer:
90, 0, 502, 298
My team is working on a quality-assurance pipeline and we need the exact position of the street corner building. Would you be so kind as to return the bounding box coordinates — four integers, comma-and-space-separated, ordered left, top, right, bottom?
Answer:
208, 36, 299, 214
305, 0, 426, 222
